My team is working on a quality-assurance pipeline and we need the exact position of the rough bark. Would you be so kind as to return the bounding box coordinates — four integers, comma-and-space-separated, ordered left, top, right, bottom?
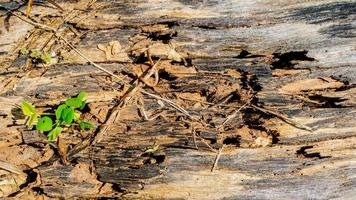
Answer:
0, 0, 355, 199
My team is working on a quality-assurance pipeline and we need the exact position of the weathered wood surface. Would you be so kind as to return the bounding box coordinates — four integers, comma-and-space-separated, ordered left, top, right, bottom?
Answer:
0, 0, 355, 199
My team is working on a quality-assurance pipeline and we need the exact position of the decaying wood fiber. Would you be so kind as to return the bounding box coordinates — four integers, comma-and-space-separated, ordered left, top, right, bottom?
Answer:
0, 0, 355, 199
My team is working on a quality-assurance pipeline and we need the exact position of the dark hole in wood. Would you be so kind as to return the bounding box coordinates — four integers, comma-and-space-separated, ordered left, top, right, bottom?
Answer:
223, 136, 241, 146
308, 95, 348, 108
239, 72, 262, 92
126, 125, 131, 132
195, 25, 217, 30
248, 74, 263, 93
151, 154, 166, 164
270, 130, 280, 144
222, 92, 241, 104
142, 153, 166, 165
272, 50, 315, 69
235, 49, 250, 58
184, 58, 193, 66
158, 70, 178, 81
32, 187, 44, 195
296, 145, 331, 159
234, 49, 265, 59
121, 70, 137, 80
8, 169, 37, 197
129, 52, 149, 64
148, 32, 177, 44
205, 138, 217, 144
335, 84, 354, 92
112, 183, 125, 193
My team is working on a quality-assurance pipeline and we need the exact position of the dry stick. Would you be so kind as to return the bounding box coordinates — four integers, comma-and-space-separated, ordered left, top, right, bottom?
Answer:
211, 144, 224, 172
221, 100, 251, 127
180, 118, 215, 152
47, 0, 65, 11
62, 35, 193, 120
92, 56, 164, 144
138, 106, 164, 121
11, 10, 223, 158
179, 96, 246, 109
179, 96, 312, 131
250, 104, 313, 132
195, 134, 218, 153
61, 38, 127, 85
8, 9, 192, 119
141, 90, 192, 118
211, 94, 234, 109
7, 10, 196, 158
5, 9, 126, 83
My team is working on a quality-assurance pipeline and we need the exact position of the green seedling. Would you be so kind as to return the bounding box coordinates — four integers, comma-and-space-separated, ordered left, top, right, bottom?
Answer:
21, 92, 95, 141
20, 48, 52, 64
21, 100, 38, 127
144, 144, 160, 154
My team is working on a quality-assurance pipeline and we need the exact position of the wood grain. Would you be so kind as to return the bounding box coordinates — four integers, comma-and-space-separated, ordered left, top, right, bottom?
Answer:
0, 0, 355, 199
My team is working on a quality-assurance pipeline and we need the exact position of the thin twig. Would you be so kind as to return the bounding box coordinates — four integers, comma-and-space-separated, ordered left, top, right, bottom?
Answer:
9, 8, 201, 160
7, 9, 193, 120
178, 96, 246, 109
47, 0, 65, 11
180, 94, 313, 132
141, 90, 192, 118
138, 105, 164, 121
250, 104, 313, 132
211, 145, 224, 172
221, 100, 251, 127
211, 94, 234, 108
60, 37, 127, 85
195, 134, 218, 153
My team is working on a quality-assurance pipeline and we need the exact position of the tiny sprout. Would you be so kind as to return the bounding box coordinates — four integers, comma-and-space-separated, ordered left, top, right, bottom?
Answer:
145, 144, 160, 154
21, 92, 95, 141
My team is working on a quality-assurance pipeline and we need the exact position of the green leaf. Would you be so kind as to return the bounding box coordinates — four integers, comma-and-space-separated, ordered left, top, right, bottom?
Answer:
55, 104, 67, 120
74, 111, 81, 121
47, 127, 62, 141
144, 145, 160, 153
40, 52, 51, 64
65, 98, 82, 108
21, 101, 36, 116
36, 116, 53, 131
29, 49, 41, 59
20, 48, 28, 55
79, 121, 95, 130
28, 114, 38, 127
55, 119, 62, 127
79, 102, 86, 110
77, 92, 87, 101
61, 108, 74, 125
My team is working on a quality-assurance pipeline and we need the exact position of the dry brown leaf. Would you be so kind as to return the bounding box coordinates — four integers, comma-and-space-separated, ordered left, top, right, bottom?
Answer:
97, 40, 126, 61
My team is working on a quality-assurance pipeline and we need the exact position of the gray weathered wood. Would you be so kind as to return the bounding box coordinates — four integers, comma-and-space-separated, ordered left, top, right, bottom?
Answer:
0, 0, 355, 199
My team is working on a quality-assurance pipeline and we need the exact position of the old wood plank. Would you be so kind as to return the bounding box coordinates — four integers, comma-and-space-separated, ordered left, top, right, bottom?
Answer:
0, 0, 355, 199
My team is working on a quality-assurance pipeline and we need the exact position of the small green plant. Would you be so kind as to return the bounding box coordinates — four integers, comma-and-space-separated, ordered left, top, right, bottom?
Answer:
21, 92, 95, 141
20, 48, 52, 64
144, 144, 160, 154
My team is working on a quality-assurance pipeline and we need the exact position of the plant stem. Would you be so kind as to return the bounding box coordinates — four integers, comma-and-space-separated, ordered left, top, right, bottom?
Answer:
41, 113, 55, 116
